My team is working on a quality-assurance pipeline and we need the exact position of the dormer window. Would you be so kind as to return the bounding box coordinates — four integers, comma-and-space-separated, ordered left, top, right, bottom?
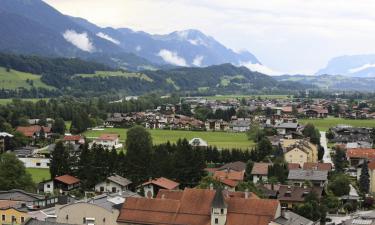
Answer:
221, 208, 224, 214
215, 218, 218, 224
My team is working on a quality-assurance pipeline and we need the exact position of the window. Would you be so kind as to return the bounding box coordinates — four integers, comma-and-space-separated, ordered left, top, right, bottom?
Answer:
83, 217, 86, 224
2, 215, 5, 221
112, 187, 117, 192
215, 218, 218, 224
36, 162, 41, 166
47, 184, 51, 188
100, 186, 104, 192
12, 216, 16, 223
47, 163, 50, 166
220, 208, 224, 214
21, 217, 25, 223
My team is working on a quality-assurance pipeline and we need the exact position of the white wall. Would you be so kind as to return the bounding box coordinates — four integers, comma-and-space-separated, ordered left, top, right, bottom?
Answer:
19, 157, 50, 168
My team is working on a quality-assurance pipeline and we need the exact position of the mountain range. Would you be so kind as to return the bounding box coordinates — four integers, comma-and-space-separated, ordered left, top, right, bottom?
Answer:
0, 0, 260, 71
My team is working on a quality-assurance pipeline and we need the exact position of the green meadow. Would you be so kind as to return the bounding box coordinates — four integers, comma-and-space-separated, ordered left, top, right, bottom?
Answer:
299, 117, 375, 131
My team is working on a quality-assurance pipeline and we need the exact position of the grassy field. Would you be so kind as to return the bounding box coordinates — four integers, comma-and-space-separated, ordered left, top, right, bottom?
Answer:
300, 117, 375, 131
26, 168, 51, 183
84, 128, 254, 150
0, 98, 50, 105
75, 70, 153, 82
0, 67, 54, 90
204, 94, 292, 100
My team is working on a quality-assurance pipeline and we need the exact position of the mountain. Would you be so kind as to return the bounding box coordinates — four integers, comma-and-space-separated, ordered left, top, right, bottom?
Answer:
316, 54, 375, 77
274, 74, 375, 91
70, 17, 261, 67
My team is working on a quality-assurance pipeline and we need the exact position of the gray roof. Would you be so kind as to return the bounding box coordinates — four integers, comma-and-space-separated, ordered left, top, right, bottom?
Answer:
24, 218, 75, 225
212, 189, 227, 209
273, 211, 314, 225
275, 123, 298, 129
288, 169, 328, 181
0, 189, 44, 202
218, 161, 246, 172
107, 175, 132, 187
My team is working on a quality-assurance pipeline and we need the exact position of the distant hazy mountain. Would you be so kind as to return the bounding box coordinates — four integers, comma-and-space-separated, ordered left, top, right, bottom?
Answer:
316, 54, 375, 77
275, 74, 375, 91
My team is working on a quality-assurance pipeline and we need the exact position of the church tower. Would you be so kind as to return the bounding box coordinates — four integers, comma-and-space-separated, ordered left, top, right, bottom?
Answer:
211, 188, 227, 225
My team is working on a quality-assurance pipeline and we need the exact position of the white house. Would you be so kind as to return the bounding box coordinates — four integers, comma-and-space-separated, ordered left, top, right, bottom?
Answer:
251, 162, 271, 183
139, 177, 179, 198
189, 138, 208, 147
18, 157, 50, 168
92, 133, 122, 149
95, 175, 132, 193
37, 180, 54, 194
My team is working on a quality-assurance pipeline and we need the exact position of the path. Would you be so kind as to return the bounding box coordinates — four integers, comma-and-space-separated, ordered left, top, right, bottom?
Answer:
320, 131, 332, 164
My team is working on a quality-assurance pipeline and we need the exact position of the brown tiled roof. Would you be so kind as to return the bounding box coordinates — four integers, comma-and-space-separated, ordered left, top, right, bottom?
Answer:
16, 125, 51, 137
63, 135, 82, 141
288, 163, 300, 170
303, 162, 332, 171
278, 185, 323, 203
251, 163, 271, 175
369, 160, 375, 170
218, 161, 246, 172
142, 177, 180, 190
347, 148, 375, 159
97, 133, 119, 141
0, 200, 19, 209
54, 174, 80, 185
282, 107, 293, 113
117, 188, 279, 225
214, 170, 244, 181
217, 178, 238, 187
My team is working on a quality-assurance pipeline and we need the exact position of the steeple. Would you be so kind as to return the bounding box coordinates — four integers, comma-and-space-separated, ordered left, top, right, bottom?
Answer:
211, 188, 227, 225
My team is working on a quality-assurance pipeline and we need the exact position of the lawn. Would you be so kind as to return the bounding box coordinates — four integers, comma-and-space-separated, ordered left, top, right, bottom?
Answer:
84, 128, 254, 150
299, 117, 375, 131
0, 98, 50, 105
26, 168, 51, 183
75, 70, 153, 82
0, 67, 54, 90
204, 94, 292, 100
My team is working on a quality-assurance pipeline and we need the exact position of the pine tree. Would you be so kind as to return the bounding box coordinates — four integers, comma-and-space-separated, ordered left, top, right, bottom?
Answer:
50, 141, 70, 178
360, 161, 370, 194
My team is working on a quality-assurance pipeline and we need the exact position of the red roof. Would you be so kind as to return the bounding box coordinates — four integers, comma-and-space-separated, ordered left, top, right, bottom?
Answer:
282, 106, 293, 113
63, 135, 82, 141
303, 162, 332, 171
97, 133, 119, 141
142, 177, 179, 190
251, 163, 271, 175
54, 174, 80, 185
369, 160, 375, 170
214, 170, 245, 181
347, 148, 375, 159
288, 163, 301, 170
117, 188, 279, 225
16, 125, 51, 137
217, 178, 239, 187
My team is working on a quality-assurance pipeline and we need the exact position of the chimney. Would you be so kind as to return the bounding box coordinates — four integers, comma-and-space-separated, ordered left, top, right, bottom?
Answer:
245, 189, 249, 199
209, 183, 214, 190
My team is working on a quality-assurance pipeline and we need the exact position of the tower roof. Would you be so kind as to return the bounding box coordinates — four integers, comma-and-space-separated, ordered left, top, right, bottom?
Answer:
212, 188, 227, 209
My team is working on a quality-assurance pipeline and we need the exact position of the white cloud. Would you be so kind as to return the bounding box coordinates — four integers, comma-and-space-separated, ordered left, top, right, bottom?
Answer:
349, 63, 375, 73
192, 55, 204, 66
63, 29, 95, 52
240, 61, 283, 76
157, 49, 188, 66
135, 45, 142, 51
96, 32, 120, 45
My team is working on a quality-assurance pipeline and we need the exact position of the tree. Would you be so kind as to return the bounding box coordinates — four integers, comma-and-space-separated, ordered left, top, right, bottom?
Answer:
245, 160, 254, 181
333, 147, 347, 173
50, 141, 71, 178
125, 126, 153, 185
0, 153, 34, 191
255, 138, 273, 161
246, 124, 266, 143
268, 163, 289, 183
52, 117, 66, 135
302, 123, 321, 145
196, 176, 223, 189
294, 192, 326, 222
328, 174, 350, 197
360, 161, 370, 194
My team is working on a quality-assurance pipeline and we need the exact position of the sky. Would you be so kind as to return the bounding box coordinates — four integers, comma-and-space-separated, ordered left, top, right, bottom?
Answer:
44, 0, 375, 74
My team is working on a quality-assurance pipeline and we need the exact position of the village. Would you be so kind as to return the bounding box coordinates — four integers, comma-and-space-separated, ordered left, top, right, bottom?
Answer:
1, 95, 375, 225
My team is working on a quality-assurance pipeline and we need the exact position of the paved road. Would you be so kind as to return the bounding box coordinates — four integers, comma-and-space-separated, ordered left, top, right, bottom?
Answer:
320, 131, 332, 164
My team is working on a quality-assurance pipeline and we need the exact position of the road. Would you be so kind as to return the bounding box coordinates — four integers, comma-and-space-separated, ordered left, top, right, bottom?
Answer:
320, 131, 332, 164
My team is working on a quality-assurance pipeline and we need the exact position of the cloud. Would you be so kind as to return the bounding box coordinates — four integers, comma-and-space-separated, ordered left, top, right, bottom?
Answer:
349, 63, 375, 73
96, 32, 120, 45
63, 29, 95, 52
192, 55, 204, 66
240, 61, 283, 76
136, 45, 142, 51
157, 49, 188, 66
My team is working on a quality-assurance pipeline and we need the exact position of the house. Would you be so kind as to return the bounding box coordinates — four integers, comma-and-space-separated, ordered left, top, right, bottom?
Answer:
16, 125, 51, 138
282, 139, 318, 166
205, 119, 229, 131
37, 180, 54, 194
217, 161, 246, 172
0, 189, 59, 210
287, 169, 328, 187
139, 177, 179, 198
230, 119, 251, 132
189, 138, 208, 147
62, 135, 84, 145
92, 134, 122, 149
54, 175, 80, 192
0, 200, 29, 225
341, 211, 375, 225
346, 148, 375, 166
95, 175, 132, 193
304, 108, 328, 118
302, 162, 332, 171
0, 132, 13, 153
275, 123, 299, 135
117, 188, 281, 225
277, 185, 323, 209
270, 210, 314, 225
213, 169, 245, 191
18, 157, 50, 169
251, 163, 271, 183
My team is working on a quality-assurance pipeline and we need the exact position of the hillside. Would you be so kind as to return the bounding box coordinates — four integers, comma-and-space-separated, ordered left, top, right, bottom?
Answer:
0, 67, 54, 90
